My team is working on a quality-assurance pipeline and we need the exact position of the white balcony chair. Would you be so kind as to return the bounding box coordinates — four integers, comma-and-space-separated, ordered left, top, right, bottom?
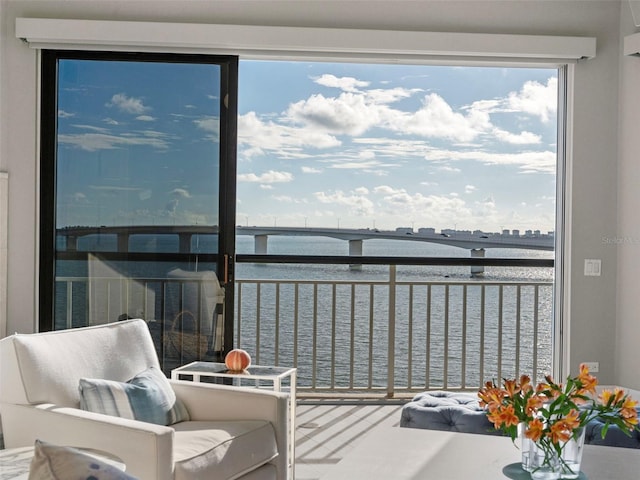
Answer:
0, 319, 290, 480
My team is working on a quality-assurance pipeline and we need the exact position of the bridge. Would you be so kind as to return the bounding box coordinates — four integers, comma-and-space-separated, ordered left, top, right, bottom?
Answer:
235, 226, 554, 251
57, 224, 554, 274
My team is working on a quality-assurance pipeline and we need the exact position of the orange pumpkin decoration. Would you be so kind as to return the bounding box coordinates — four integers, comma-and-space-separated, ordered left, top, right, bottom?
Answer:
225, 349, 252, 371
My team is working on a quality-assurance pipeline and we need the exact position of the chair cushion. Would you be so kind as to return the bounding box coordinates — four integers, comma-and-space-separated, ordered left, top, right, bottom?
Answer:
172, 420, 278, 480
28, 439, 137, 480
3, 319, 159, 407
400, 390, 500, 435
79, 366, 190, 426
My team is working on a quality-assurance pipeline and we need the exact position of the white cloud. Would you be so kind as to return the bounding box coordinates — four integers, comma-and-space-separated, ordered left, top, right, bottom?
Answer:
251, 79, 552, 156
140, 130, 170, 139
58, 110, 75, 118
314, 189, 375, 216
194, 116, 219, 132
492, 128, 541, 145
358, 150, 376, 160
238, 170, 294, 183
426, 148, 556, 174
353, 137, 434, 158
301, 166, 323, 174
465, 185, 476, 194
327, 158, 396, 170
364, 87, 422, 104
465, 77, 557, 124
88, 185, 143, 195
193, 116, 220, 143
106, 93, 150, 115
373, 185, 402, 195
59, 132, 170, 151
507, 77, 557, 123
286, 92, 383, 136
238, 111, 341, 159
273, 195, 294, 202
314, 74, 370, 92
436, 165, 462, 174
71, 124, 110, 134
375, 188, 472, 221
386, 93, 491, 142
136, 115, 156, 122
170, 188, 191, 198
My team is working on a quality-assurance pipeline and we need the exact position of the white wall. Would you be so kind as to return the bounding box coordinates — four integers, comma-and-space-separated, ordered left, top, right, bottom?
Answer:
0, 0, 634, 385
617, 2, 640, 390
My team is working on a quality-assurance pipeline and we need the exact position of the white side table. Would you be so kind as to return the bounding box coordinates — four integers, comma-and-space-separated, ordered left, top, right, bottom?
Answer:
171, 361, 297, 479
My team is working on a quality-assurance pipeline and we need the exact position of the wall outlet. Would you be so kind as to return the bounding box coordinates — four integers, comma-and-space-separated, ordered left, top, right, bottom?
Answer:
583, 361, 599, 373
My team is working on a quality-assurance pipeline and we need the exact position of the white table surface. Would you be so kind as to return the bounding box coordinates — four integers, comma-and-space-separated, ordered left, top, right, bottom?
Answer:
322, 427, 640, 480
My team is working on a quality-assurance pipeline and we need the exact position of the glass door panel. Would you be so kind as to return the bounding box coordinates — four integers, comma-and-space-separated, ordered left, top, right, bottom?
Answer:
41, 52, 237, 372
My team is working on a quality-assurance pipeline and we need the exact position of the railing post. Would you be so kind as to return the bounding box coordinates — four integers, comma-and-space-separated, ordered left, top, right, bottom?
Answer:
387, 264, 396, 397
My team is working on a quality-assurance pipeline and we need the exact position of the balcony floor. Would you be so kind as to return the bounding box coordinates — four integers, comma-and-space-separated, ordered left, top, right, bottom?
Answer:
295, 400, 406, 480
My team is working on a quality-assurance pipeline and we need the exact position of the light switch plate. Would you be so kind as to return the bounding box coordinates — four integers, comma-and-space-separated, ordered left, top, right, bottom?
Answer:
584, 259, 601, 276
583, 361, 599, 373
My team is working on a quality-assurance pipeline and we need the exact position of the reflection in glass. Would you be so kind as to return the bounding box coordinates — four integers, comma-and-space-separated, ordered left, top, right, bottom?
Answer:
52, 56, 224, 371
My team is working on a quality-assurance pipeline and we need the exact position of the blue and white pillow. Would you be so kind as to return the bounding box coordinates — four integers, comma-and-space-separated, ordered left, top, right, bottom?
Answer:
79, 366, 189, 426
29, 439, 138, 480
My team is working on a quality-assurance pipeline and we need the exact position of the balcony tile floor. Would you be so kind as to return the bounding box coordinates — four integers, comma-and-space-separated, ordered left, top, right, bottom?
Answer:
295, 400, 406, 480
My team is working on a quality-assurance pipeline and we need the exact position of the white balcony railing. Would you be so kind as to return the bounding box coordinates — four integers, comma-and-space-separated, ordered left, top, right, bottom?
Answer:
235, 264, 553, 397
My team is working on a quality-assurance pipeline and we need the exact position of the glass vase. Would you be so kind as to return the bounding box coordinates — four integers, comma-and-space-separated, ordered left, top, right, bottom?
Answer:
559, 427, 586, 479
519, 422, 533, 472
529, 440, 561, 480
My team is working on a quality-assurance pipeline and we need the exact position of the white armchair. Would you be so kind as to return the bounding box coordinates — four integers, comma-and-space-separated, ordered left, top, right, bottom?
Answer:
0, 319, 290, 480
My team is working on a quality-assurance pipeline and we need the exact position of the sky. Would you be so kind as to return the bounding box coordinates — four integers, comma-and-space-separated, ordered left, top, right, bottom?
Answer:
237, 61, 558, 233
56, 59, 221, 229
55, 58, 558, 234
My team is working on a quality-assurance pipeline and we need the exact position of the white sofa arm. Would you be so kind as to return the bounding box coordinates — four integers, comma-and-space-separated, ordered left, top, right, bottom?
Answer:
0, 403, 174, 480
170, 380, 290, 478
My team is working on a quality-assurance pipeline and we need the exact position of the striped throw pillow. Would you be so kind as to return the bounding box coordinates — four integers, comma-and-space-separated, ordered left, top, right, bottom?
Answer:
79, 366, 189, 426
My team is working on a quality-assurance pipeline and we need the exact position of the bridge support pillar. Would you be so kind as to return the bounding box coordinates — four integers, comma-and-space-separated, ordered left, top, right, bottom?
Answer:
349, 239, 363, 271
117, 233, 129, 253
67, 235, 78, 252
471, 248, 485, 276
178, 233, 191, 253
255, 235, 268, 254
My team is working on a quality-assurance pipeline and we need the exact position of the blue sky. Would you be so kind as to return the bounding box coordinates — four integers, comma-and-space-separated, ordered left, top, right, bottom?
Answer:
237, 61, 558, 233
55, 59, 558, 233
56, 59, 221, 229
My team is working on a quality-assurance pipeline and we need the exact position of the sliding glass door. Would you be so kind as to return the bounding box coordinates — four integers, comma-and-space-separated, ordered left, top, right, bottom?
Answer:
40, 51, 237, 372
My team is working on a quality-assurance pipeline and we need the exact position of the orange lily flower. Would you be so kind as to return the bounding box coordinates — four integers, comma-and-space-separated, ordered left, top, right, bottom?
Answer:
525, 396, 543, 416
577, 363, 598, 395
496, 404, 520, 428
613, 388, 626, 405
549, 421, 571, 444
563, 409, 581, 430
503, 379, 521, 398
520, 375, 533, 394
526, 418, 544, 442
